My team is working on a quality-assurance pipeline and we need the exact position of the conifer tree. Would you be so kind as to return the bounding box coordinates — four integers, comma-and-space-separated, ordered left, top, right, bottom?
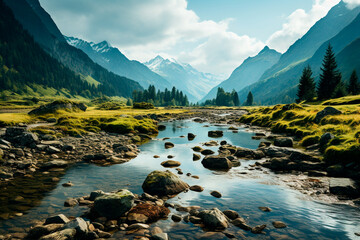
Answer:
317, 44, 341, 100
296, 65, 316, 102
246, 91, 253, 106
347, 70, 360, 95
232, 90, 240, 106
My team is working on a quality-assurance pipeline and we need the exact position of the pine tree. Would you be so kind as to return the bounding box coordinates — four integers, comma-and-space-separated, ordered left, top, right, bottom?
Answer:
347, 70, 360, 95
296, 65, 316, 102
246, 91, 253, 106
232, 90, 240, 106
317, 44, 341, 100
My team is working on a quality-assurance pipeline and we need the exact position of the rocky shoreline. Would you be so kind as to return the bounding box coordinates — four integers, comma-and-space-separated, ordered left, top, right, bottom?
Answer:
0, 108, 359, 239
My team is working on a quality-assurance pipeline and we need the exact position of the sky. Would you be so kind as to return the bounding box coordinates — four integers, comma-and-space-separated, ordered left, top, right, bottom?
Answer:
39, 0, 360, 77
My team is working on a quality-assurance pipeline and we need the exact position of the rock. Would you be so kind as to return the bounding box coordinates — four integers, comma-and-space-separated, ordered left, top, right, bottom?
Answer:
272, 221, 286, 228
127, 223, 150, 230
222, 210, 239, 220
235, 147, 265, 159
232, 218, 251, 231
39, 229, 76, 240
171, 214, 182, 222
152, 233, 168, 240
64, 198, 78, 207
95, 229, 111, 238
315, 107, 341, 123
27, 224, 63, 239
164, 142, 174, 149
161, 160, 181, 168
89, 190, 106, 201
201, 149, 215, 155
327, 164, 345, 177
202, 156, 232, 170
29, 100, 87, 115
220, 140, 227, 145
127, 203, 170, 223
274, 137, 293, 147
189, 216, 202, 224
93, 189, 135, 219
125, 151, 137, 158
47, 146, 61, 154
62, 181, 73, 187
258, 207, 272, 212
63, 217, 88, 235
142, 170, 189, 196
188, 133, 196, 140
41, 160, 68, 169
45, 214, 70, 225
251, 224, 266, 234
167, 155, 174, 159
153, 155, 160, 158
192, 146, 203, 152
158, 125, 166, 131
329, 178, 359, 198
151, 227, 163, 235
262, 146, 301, 158
193, 153, 201, 161
198, 208, 229, 229
190, 185, 204, 192
204, 140, 218, 146
320, 132, 334, 149
210, 191, 222, 198
208, 131, 223, 138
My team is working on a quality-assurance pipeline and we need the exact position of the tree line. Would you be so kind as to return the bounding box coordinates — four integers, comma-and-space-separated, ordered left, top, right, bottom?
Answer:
132, 85, 189, 106
203, 87, 253, 106
297, 44, 360, 102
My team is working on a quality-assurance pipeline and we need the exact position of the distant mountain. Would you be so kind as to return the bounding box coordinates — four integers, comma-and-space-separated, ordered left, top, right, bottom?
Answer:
238, 1, 360, 104
201, 46, 281, 102
65, 36, 172, 90
145, 56, 223, 102
3, 0, 142, 98
337, 38, 360, 79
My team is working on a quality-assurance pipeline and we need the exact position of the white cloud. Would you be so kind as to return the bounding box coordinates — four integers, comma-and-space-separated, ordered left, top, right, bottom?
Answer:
40, 0, 264, 75
266, 0, 340, 53
344, 0, 360, 9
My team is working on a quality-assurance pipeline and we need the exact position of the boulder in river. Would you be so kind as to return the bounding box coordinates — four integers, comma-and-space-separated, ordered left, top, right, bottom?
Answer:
188, 133, 196, 140
198, 208, 229, 229
201, 149, 215, 156
193, 153, 201, 161
93, 190, 135, 219
142, 170, 189, 196
127, 203, 170, 223
329, 178, 359, 198
161, 160, 181, 168
202, 156, 232, 170
208, 130, 223, 138
164, 142, 174, 149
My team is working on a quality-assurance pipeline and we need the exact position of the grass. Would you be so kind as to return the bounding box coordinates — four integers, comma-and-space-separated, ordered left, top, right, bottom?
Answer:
238, 95, 360, 164
0, 113, 33, 127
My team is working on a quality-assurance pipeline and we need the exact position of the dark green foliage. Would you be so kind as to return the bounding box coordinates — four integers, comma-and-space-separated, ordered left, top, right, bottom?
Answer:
245, 91, 254, 106
333, 81, 347, 98
203, 88, 240, 106
0, 0, 97, 96
317, 44, 342, 100
132, 85, 189, 107
126, 98, 133, 106
296, 65, 316, 102
347, 70, 360, 95
133, 102, 155, 109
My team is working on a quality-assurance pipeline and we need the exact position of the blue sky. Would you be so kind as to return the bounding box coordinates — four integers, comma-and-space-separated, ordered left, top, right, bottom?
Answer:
187, 0, 313, 41
40, 0, 343, 76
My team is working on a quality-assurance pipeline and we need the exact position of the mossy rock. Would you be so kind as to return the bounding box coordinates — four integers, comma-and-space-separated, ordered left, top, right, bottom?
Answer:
29, 100, 87, 115
93, 190, 135, 219
142, 170, 189, 196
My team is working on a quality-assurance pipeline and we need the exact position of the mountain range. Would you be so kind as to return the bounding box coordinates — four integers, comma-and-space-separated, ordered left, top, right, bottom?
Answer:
64, 36, 173, 91
201, 46, 281, 102
145, 56, 223, 102
236, 1, 360, 104
3, 0, 142, 98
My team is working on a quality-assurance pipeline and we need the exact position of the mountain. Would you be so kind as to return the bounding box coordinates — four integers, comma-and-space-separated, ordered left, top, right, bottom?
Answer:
3, 0, 142, 98
65, 36, 172, 90
337, 38, 360, 79
238, 8, 360, 104
145, 56, 223, 102
0, 0, 101, 97
201, 46, 281, 102
238, 1, 360, 104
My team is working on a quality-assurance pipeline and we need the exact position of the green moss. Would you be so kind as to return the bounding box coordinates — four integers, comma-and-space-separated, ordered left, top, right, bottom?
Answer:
301, 135, 320, 147
102, 117, 158, 134
324, 143, 360, 164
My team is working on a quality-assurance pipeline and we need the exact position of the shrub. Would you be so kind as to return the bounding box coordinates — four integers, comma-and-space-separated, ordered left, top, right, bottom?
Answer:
133, 102, 154, 109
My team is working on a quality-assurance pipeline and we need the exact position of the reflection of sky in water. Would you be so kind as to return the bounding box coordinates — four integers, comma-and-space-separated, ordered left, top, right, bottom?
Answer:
1, 120, 359, 240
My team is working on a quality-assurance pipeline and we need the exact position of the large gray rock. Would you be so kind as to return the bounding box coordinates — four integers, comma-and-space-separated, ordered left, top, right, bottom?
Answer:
274, 137, 293, 147
235, 147, 265, 159
45, 214, 70, 225
329, 178, 359, 198
262, 146, 301, 158
315, 107, 341, 123
4, 127, 39, 147
201, 156, 232, 170
142, 170, 189, 196
93, 190, 135, 219
63, 217, 88, 235
198, 208, 229, 229
208, 130, 223, 138
27, 224, 63, 239
41, 160, 69, 169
